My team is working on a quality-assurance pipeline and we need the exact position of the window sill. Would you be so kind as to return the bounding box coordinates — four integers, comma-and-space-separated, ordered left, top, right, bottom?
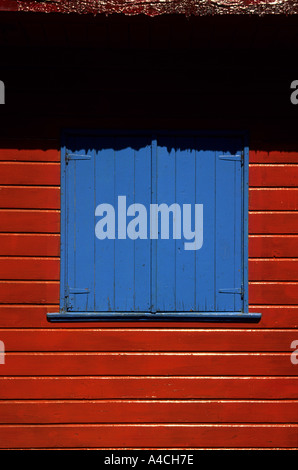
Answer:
47, 312, 261, 322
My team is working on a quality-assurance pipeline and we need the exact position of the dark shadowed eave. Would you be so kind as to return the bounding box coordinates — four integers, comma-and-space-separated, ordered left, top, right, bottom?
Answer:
0, 0, 298, 16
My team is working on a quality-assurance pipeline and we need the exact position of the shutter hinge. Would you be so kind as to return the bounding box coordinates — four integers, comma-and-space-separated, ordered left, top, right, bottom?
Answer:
219, 154, 243, 166
219, 285, 244, 299
68, 287, 90, 295
65, 150, 91, 164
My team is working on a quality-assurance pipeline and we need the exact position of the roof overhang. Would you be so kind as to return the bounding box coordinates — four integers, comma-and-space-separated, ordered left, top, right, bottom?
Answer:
0, 1, 298, 16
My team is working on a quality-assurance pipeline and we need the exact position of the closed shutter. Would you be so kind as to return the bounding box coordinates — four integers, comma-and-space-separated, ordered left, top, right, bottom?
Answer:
58, 132, 248, 318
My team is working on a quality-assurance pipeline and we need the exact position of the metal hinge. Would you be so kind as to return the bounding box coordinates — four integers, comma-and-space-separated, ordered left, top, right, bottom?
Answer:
219, 154, 243, 166
65, 150, 91, 164
68, 287, 90, 295
219, 285, 244, 299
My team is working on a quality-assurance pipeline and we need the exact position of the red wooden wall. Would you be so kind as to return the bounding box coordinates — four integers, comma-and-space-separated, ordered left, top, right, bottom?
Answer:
0, 12, 297, 449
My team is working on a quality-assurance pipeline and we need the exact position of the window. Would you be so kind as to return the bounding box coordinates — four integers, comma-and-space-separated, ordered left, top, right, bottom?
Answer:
48, 131, 261, 322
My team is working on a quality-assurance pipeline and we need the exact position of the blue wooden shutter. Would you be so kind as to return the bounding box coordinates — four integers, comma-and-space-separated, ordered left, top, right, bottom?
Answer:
64, 136, 95, 312
56, 131, 254, 321
153, 135, 243, 313
64, 135, 152, 312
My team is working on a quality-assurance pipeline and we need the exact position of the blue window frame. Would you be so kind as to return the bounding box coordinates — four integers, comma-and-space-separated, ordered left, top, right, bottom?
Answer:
48, 131, 261, 322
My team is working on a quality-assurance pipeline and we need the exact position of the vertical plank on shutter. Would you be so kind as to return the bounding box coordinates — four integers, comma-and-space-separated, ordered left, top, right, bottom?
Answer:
216, 144, 234, 311
71, 138, 95, 311
175, 136, 196, 311
234, 143, 244, 312
114, 137, 135, 311
155, 137, 176, 312
151, 139, 157, 313
65, 138, 76, 311
134, 137, 151, 311
94, 137, 115, 312
216, 139, 243, 312
195, 139, 216, 312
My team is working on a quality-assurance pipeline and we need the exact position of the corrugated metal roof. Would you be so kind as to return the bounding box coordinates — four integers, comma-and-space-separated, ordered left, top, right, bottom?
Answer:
0, 1, 298, 16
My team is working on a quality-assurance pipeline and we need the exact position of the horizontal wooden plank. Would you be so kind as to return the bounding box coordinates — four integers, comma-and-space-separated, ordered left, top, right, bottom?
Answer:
0, 258, 59, 280
3, 281, 297, 306
249, 306, 298, 328
0, 165, 296, 191
0, 212, 297, 237
0, 150, 293, 164
0, 186, 60, 209
0, 282, 59, 304
0, 282, 296, 307
1, 377, 297, 400
1, 188, 297, 212
249, 259, 298, 281
249, 282, 298, 305
0, 424, 296, 448
249, 235, 298, 258
249, 165, 298, 187
0, 147, 59, 162
0, 400, 297, 424
249, 212, 298, 234
0, 163, 296, 193
0, 353, 295, 376
0, 162, 60, 185
0, 210, 60, 233
1, 329, 296, 352
249, 188, 298, 211
0, 234, 60, 256
2, 187, 297, 214
0, 149, 294, 164
249, 151, 298, 164
0, 305, 297, 328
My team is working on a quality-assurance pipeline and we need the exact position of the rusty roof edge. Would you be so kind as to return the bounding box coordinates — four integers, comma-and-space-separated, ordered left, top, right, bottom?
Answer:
5, 0, 298, 16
